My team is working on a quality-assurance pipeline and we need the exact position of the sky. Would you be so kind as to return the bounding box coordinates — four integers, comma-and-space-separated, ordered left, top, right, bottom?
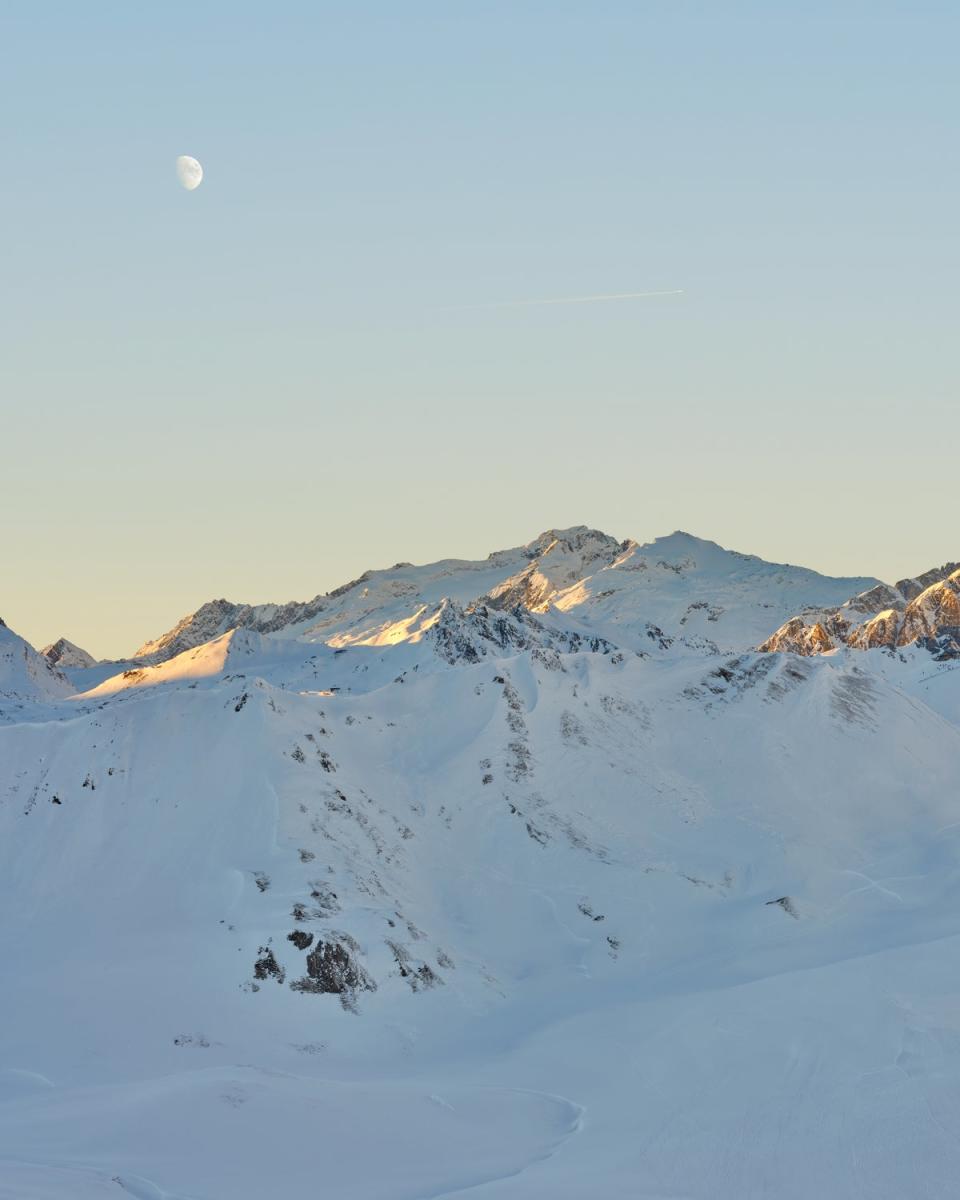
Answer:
2, 1, 957, 659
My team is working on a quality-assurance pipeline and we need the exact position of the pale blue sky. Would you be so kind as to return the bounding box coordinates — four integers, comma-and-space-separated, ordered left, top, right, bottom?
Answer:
2, 2, 957, 657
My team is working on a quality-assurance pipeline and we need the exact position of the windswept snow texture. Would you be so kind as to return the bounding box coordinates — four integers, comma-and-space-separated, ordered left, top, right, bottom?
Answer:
2, 528, 960, 1198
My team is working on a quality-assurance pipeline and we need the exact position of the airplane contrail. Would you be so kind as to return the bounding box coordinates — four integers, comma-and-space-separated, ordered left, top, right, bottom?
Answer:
449, 289, 684, 310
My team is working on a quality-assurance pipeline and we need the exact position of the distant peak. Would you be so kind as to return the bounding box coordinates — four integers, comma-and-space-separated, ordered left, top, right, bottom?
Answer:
41, 637, 97, 669
525, 525, 621, 556
645, 530, 722, 551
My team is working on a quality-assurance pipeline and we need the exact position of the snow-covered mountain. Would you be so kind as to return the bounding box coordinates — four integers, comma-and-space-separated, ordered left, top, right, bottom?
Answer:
40, 636, 97, 669
761, 561, 960, 659
0, 618, 72, 708
2, 528, 960, 1199
522, 530, 878, 653
133, 526, 879, 664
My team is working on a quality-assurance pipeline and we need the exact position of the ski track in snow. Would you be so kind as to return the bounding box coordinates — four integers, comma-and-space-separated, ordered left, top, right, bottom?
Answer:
416, 1089, 586, 1200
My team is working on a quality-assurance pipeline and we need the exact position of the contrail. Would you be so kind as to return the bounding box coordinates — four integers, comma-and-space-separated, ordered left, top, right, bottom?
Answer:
449, 289, 684, 311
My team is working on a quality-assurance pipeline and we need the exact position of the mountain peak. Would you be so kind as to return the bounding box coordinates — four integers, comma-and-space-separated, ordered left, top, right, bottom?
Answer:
524, 525, 623, 557
1, 620, 73, 702
41, 637, 97, 669
637, 530, 744, 559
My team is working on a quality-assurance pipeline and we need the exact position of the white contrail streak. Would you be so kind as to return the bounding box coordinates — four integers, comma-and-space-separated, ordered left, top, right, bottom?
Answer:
450, 289, 684, 310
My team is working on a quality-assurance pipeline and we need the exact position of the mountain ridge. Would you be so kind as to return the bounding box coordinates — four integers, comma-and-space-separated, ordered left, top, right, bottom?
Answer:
130, 526, 880, 666
761, 563, 960, 659
3, 529, 960, 1196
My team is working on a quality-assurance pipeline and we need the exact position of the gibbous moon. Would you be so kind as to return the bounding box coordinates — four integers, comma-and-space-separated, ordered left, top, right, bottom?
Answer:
175, 155, 203, 191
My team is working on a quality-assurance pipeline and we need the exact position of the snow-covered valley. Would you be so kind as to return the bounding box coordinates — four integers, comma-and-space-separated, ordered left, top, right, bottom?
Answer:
3, 527, 960, 1198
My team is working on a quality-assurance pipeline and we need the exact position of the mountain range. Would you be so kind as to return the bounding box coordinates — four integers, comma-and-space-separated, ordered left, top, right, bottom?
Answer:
3, 526, 960, 1199
37, 527, 883, 669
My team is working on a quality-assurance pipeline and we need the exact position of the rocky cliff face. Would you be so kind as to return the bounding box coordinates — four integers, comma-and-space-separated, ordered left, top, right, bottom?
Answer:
898, 571, 960, 644
426, 599, 619, 666
759, 617, 842, 656
846, 609, 903, 651
761, 566, 960, 659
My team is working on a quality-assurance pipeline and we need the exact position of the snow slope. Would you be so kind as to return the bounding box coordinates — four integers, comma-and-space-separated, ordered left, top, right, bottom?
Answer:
1, 531, 959, 1198
0, 619, 72, 710
538, 530, 878, 652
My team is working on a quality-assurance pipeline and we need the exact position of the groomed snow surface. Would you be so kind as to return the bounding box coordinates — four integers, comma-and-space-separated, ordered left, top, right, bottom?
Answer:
2, 530, 960, 1198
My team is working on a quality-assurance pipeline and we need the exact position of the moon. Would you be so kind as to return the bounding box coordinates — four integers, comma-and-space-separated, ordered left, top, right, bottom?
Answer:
175, 155, 203, 191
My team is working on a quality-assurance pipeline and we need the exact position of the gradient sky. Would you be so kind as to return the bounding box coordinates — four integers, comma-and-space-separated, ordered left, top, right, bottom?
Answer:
3, 1, 957, 659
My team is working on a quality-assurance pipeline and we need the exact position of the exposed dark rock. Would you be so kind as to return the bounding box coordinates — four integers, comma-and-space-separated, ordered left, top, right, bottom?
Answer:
253, 946, 285, 983
428, 600, 617, 667
918, 627, 960, 661
290, 936, 376, 1011
765, 896, 799, 919
386, 939, 445, 992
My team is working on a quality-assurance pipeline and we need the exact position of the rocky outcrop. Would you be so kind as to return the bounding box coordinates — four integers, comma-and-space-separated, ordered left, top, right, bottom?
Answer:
918, 628, 960, 661
898, 573, 960, 644
841, 563, 960, 617
428, 600, 618, 665
289, 935, 376, 1011
846, 609, 902, 651
762, 567, 960, 660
